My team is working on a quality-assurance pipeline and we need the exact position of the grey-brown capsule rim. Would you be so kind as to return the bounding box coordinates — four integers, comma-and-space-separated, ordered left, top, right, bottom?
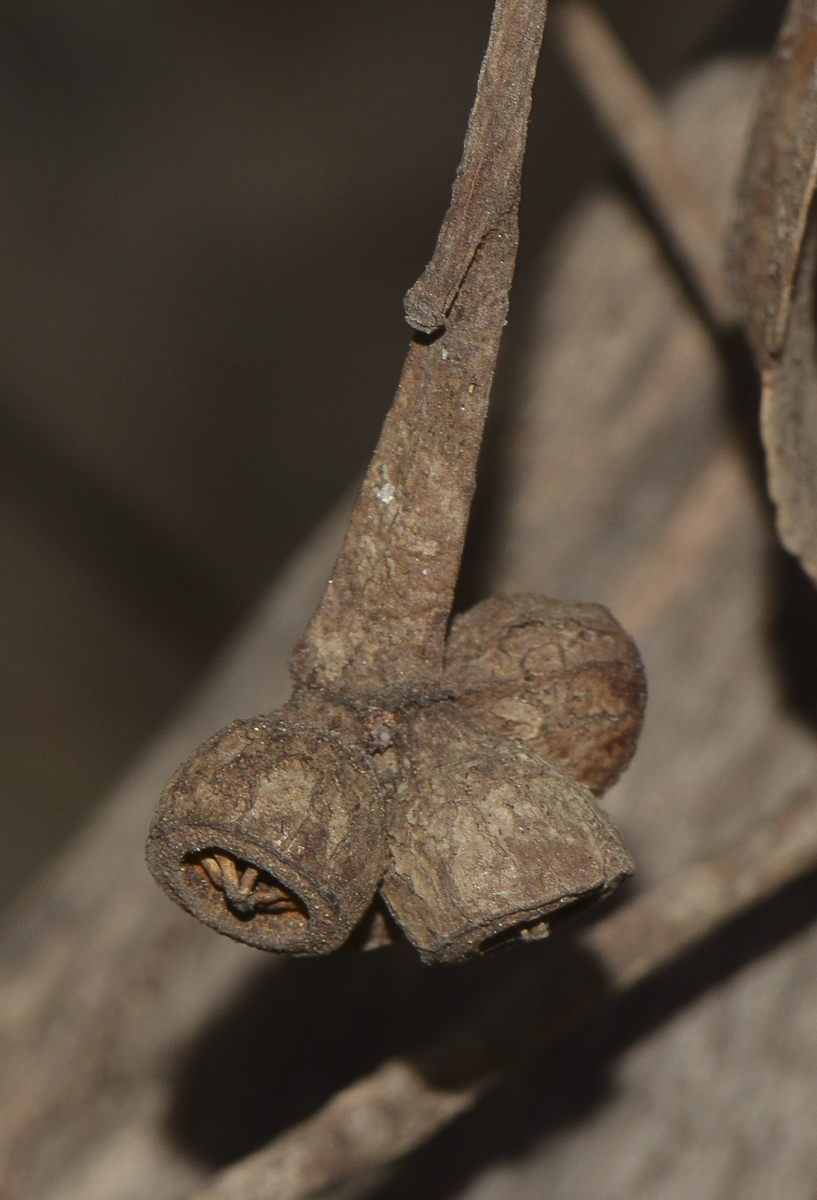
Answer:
145, 822, 360, 955
384, 877, 627, 966
146, 710, 389, 954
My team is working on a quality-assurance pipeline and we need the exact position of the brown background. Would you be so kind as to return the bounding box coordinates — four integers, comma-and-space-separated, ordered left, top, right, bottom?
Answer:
0, 0, 785, 902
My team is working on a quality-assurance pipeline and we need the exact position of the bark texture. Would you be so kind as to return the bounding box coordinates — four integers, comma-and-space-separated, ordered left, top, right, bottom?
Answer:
292, 218, 520, 701
296, 0, 550, 697
403, 0, 549, 334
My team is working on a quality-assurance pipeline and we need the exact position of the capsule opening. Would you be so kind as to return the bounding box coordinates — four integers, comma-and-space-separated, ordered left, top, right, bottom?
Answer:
478, 887, 608, 955
184, 848, 309, 926
479, 914, 551, 954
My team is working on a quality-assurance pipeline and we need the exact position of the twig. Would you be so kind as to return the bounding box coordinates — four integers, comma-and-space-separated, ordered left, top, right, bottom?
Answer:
403, 0, 549, 334
148, 0, 642, 966
187, 786, 817, 1200
555, 0, 732, 327
0, 59, 805, 1199
296, 0, 549, 696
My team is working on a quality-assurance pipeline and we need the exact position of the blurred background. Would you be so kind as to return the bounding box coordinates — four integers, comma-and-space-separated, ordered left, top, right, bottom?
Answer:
0, 0, 787, 905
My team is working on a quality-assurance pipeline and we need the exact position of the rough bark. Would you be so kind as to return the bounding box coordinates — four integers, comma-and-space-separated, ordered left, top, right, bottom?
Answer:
403, 0, 549, 335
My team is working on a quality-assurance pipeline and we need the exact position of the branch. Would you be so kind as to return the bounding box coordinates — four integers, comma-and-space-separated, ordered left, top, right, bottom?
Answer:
403, 0, 550, 334
148, 0, 641, 967
555, 0, 732, 327
0, 54, 798, 1200
297, 0, 550, 696
187, 786, 817, 1200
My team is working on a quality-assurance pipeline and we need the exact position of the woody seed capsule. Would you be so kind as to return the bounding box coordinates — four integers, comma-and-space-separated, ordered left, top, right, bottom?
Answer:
444, 594, 646, 795
146, 712, 386, 955
381, 702, 633, 964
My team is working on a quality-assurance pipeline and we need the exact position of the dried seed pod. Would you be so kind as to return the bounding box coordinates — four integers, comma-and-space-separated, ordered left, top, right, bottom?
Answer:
443, 594, 646, 794
146, 713, 386, 955
145, 0, 642, 964
381, 702, 633, 964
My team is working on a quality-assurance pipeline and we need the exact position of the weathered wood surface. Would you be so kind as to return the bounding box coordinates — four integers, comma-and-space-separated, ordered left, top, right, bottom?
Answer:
2, 52, 817, 1200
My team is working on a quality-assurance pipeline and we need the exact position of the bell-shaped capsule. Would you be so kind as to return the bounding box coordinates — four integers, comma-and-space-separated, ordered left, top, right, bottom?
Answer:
381, 702, 633, 964
146, 713, 386, 954
444, 594, 646, 795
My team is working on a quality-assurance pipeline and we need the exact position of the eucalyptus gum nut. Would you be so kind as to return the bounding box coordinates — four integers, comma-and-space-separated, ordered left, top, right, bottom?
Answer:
146, 713, 386, 955
381, 702, 633, 965
443, 593, 646, 795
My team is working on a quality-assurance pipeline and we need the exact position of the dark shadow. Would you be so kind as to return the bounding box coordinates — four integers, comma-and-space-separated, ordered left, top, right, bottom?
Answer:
697, 0, 788, 60
167, 858, 817, 1192
452, 328, 525, 615
0, 398, 237, 660
167, 928, 606, 1169
616, 179, 817, 735
369, 863, 817, 1200
767, 538, 817, 730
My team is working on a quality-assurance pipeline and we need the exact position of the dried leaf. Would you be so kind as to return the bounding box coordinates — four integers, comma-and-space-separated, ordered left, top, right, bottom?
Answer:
731, 0, 817, 580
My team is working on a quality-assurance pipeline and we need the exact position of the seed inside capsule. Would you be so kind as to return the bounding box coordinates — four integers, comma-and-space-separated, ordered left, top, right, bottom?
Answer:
194, 850, 307, 921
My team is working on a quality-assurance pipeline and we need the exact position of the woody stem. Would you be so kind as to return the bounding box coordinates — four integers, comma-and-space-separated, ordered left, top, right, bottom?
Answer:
292, 0, 549, 706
